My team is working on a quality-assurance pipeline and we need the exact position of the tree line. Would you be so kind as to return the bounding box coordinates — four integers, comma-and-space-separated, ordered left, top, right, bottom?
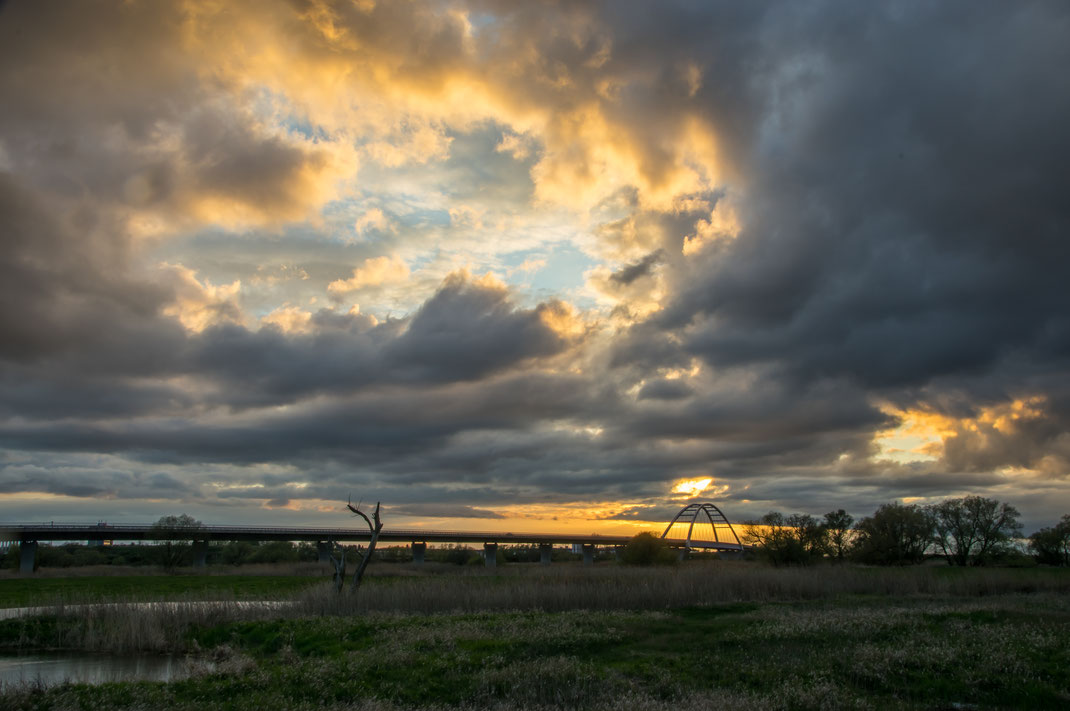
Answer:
743, 496, 1070, 567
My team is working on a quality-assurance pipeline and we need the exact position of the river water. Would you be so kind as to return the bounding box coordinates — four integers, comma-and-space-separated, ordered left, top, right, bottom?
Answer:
0, 600, 284, 687
0, 651, 200, 687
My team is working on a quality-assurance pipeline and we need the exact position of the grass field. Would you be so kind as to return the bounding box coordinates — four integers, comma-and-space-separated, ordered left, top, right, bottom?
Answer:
0, 574, 323, 609
2, 563, 1069, 710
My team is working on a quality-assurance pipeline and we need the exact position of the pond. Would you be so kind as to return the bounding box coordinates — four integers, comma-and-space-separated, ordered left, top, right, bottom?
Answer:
0, 651, 205, 687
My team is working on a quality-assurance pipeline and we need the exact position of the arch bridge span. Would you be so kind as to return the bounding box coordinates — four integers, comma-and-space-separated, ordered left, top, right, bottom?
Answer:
2, 502, 746, 573
660, 502, 745, 551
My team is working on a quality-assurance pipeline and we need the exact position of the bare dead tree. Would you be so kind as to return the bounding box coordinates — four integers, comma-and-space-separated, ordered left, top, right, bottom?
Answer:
347, 498, 384, 591
328, 544, 347, 593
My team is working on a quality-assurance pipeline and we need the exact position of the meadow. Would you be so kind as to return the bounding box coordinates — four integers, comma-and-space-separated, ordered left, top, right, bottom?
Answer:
1, 562, 1069, 710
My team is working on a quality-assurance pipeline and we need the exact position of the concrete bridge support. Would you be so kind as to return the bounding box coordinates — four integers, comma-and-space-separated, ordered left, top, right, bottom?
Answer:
483, 542, 497, 568
678, 547, 690, 562
19, 540, 37, 574
582, 544, 595, 566
411, 542, 426, 565
317, 541, 332, 563
539, 543, 552, 565
192, 540, 208, 568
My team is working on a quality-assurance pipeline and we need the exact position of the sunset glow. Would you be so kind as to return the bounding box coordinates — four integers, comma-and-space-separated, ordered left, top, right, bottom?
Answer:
671, 478, 715, 497
1, 1, 1068, 533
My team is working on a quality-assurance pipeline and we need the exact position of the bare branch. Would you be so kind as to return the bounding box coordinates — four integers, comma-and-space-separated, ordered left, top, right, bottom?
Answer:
343, 499, 385, 591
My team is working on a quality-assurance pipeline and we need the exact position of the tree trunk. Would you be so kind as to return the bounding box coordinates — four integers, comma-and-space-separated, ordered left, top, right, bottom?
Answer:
347, 501, 384, 591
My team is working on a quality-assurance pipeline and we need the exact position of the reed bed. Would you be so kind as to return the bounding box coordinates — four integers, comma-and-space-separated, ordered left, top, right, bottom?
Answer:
0, 561, 328, 579
2, 562, 1067, 655
294, 561, 1070, 616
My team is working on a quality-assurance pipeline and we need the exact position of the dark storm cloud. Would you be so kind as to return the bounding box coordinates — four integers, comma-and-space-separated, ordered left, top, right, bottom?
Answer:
385, 277, 573, 382
0, 1, 345, 227
0, 463, 194, 500
388, 503, 505, 520
636, 378, 693, 401
647, 1, 1070, 393
1, 0, 1068, 527
609, 250, 664, 286
0, 174, 179, 365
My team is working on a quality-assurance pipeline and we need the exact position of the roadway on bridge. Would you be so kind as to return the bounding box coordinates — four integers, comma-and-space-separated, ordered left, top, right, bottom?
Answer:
0, 522, 744, 551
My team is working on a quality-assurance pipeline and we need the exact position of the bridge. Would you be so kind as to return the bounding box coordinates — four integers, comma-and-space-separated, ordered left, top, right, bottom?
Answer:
1, 502, 746, 573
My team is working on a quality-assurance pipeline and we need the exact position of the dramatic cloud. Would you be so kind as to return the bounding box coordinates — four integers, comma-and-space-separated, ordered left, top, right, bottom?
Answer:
1, 0, 1068, 532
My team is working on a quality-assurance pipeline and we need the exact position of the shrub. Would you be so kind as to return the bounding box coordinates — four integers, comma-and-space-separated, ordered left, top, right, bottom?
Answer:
1030, 515, 1070, 566
620, 532, 676, 566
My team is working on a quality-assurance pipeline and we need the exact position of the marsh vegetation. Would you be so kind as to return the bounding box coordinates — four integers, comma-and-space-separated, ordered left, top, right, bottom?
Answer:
1, 562, 1069, 709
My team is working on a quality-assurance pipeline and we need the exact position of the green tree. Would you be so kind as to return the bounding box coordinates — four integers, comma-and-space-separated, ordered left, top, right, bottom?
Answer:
853, 502, 933, 565
823, 509, 854, 562
620, 532, 676, 566
1030, 515, 1070, 566
249, 540, 301, 564
743, 512, 824, 566
149, 514, 203, 571
930, 496, 1022, 566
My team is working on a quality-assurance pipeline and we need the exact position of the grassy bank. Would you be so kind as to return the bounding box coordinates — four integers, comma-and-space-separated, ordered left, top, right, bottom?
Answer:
2, 594, 1069, 710
0, 574, 324, 609
1, 564, 1069, 709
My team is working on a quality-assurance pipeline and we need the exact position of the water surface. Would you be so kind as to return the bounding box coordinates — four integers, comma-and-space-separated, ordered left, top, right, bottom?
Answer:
0, 651, 199, 687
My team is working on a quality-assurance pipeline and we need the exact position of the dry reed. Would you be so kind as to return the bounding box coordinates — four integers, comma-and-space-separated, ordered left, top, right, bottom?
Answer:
4, 562, 1068, 654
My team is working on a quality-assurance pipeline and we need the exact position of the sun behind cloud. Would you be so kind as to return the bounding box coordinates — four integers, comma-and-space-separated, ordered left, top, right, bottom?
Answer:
671, 477, 714, 497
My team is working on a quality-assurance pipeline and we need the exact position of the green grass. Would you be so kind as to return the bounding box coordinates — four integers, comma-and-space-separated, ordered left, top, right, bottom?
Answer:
0, 575, 320, 608
2, 565, 1070, 709
3, 595, 1070, 709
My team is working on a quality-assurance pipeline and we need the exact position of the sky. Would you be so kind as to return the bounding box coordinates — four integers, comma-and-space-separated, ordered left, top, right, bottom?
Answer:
1, 0, 1069, 535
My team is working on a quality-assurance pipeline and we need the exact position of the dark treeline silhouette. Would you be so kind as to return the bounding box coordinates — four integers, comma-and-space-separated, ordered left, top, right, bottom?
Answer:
1, 539, 608, 571
7, 500, 1069, 571
2, 539, 323, 570
745, 496, 1068, 567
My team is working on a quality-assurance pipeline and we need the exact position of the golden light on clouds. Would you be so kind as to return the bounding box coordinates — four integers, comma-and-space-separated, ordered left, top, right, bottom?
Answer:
328, 255, 411, 295
671, 477, 713, 496
682, 195, 741, 255
4, 0, 1067, 531
874, 396, 1049, 465
161, 264, 245, 333
874, 405, 956, 464
537, 300, 587, 339
260, 305, 314, 334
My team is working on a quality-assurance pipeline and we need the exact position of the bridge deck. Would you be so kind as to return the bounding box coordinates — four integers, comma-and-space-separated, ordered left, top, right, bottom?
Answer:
0, 523, 745, 551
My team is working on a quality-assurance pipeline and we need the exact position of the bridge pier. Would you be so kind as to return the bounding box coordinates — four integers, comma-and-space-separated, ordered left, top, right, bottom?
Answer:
192, 540, 208, 568
19, 540, 37, 574
317, 541, 332, 563
411, 542, 426, 565
678, 547, 690, 562
539, 543, 552, 565
483, 542, 497, 568
582, 544, 595, 566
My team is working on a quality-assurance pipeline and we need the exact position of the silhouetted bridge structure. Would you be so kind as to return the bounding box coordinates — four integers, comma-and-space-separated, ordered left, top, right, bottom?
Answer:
2, 502, 746, 573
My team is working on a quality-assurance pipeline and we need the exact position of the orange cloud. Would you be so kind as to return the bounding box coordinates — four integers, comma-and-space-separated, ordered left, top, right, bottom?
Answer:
874, 396, 1051, 469
176, 0, 731, 218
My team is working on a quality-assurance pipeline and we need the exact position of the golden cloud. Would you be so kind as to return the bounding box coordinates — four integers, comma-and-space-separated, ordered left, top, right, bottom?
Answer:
160, 263, 245, 332
328, 255, 411, 295
176, 0, 731, 219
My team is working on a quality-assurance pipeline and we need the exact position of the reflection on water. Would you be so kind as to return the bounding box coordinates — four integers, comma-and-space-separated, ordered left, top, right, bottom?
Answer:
0, 652, 202, 687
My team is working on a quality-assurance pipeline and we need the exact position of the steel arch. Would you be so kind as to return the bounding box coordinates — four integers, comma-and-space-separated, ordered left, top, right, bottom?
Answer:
660, 502, 743, 550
